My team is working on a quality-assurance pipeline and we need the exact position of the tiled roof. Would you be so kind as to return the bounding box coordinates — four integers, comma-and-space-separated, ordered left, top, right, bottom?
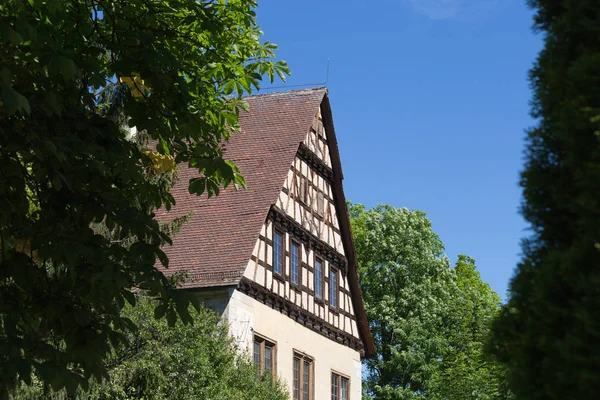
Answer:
155, 87, 327, 287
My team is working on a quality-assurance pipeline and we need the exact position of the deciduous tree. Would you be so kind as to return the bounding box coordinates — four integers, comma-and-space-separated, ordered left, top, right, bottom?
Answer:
0, 0, 288, 393
350, 204, 454, 399
349, 204, 510, 399
10, 297, 288, 400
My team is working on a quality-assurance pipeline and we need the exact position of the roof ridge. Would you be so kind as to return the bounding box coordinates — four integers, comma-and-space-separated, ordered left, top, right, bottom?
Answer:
245, 86, 327, 99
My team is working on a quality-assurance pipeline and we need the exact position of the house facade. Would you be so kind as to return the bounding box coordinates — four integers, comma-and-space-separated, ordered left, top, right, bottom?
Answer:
157, 87, 374, 399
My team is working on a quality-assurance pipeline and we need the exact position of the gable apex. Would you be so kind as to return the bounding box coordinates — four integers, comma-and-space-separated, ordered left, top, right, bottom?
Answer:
156, 87, 375, 356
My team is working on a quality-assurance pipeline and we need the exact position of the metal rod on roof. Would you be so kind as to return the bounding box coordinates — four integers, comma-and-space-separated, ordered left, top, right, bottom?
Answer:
257, 59, 331, 92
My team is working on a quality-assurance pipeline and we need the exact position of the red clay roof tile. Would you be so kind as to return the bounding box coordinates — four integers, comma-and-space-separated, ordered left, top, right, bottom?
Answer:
156, 87, 327, 287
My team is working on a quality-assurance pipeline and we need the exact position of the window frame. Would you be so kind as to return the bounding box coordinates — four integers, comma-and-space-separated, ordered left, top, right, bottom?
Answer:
331, 371, 350, 400
299, 175, 309, 205
272, 229, 285, 277
290, 240, 301, 288
253, 334, 277, 376
314, 256, 324, 301
293, 351, 314, 400
329, 266, 339, 311
316, 191, 325, 217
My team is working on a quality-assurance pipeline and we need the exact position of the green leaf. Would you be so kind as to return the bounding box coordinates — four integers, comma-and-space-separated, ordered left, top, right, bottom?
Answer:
49, 56, 76, 81
1, 85, 30, 115
154, 304, 166, 319
1, 23, 23, 45
189, 178, 206, 196
44, 91, 62, 116
0, 68, 12, 85
158, 137, 170, 155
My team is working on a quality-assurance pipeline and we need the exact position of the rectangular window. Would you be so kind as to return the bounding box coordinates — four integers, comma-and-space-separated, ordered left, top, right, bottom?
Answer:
298, 175, 308, 204
331, 374, 338, 400
331, 373, 349, 400
316, 192, 324, 217
316, 138, 323, 159
329, 268, 338, 308
253, 335, 276, 376
341, 376, 348, 400
253, 341, 260, 366
293, 353, 313, 400
291, 241, 300, 285
293, 358, 300, 400
273, 230, 284, 275
315, 258, 323, 299
303, 360, 310, 400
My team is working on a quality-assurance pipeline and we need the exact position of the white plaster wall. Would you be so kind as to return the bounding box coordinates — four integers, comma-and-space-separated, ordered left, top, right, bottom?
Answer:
226, 289, 362, 400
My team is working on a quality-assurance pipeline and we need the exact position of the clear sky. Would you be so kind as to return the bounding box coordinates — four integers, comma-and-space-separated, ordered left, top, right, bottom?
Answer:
255, 0, 543, 299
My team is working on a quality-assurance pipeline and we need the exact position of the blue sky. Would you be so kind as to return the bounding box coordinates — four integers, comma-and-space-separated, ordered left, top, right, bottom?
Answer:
256, 0, 543, 298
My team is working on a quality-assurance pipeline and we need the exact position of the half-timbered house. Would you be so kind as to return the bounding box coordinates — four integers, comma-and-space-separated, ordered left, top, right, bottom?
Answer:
157, 87, 375, 399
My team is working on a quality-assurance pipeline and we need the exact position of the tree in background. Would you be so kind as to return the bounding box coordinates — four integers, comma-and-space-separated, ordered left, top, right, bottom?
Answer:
349, 203, 510, 399
431, 255, 511, 400
0, 0, 289, 393
488, 1, 600, 398
10, 297, 288, 400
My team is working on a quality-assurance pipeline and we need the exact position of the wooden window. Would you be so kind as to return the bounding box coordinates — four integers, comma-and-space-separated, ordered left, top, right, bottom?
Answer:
329, 268, 338, 308
273, 230, 284, 275
331, 373, 349, 400
316, 137, 323, 159
316, 192, 324, 217
253, 335, 276, 376
315, 258, 324, 299
299, 175, 308, 204
293, 353, 313, 400
291, 241, 300, 286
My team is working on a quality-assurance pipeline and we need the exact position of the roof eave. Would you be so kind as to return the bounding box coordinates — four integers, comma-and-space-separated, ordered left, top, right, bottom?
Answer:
320, 92, 376, 358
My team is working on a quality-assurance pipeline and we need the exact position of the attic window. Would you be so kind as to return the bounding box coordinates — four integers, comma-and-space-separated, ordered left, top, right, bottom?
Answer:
316, 192, 324, 217
299, 176, 308, 204
315, 258, 324, 299
291, 241, 300, 286
273, 230, 284, 275
329, 268, 338, 308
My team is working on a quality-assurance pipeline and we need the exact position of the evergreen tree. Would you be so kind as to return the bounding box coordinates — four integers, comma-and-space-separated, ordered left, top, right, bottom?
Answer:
489, 1, 600, 398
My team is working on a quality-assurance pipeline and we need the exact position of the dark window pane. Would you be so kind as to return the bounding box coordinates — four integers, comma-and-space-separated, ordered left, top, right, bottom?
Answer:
253, 341, 260, 366
341, 377, 348, 400
331, 374, 338, 400
315, 259, 323, 298
317, 192, 324, 216
264, 346, 272, 372
273, 232, 282, 274
293, 358, 300, 400
291, 242, 300, 284
299, 176, 307, 203
303, 361, 310, 400
330, 270, 337, 307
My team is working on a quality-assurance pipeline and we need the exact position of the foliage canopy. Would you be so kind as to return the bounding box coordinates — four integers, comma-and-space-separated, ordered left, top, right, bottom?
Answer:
349, 203, 510, 400
489, 0, 600, 398
10, 297, 288, 400
0, 0, 288, 393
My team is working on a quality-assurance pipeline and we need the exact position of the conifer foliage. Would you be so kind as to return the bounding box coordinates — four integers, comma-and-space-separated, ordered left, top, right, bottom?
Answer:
489, 1, 600, 398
